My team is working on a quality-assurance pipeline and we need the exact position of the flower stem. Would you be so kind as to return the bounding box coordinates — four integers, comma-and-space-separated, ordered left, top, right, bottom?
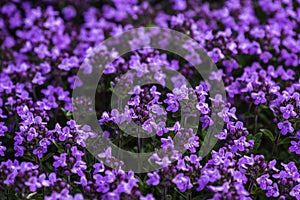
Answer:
254, 106, 258, 135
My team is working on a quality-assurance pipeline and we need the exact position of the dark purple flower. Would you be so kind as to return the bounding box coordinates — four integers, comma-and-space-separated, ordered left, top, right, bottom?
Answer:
278, 120, 294, 135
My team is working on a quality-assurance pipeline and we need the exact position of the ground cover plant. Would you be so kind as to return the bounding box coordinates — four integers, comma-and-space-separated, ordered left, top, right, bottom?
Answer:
0, 0, 300, 199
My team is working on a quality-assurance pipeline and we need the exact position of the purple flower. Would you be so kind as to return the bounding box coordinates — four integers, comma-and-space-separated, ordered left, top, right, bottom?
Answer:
184, 135, 199, 153
71, 160, 87, 176
266, 183, 280, 197
104, 170, 116, 183
251, 91, 267, 105
25, 177, 42, 192
208, 182, 230, 193
164, 93, 179, 112
172, 173, 193, 192
62, 6, 77, 20
256, 174, 273, 190
208, 48, 225, 63
140, 194, 155, 200
53, 153, 68, 168
232, 136, 254, 152
0, 122, 8, 136
71, 146, 84, 159
34, 44, 50, 59
290, 140, 300, 154
0, 141, 6, 156
74, 176, 88, 186
197, 175, 210, 191
146, 172, 160, 186
33, 146, 47, 158
278, 120, 294, 135
260, 52, 272, 63
98, 147, 112, 160
161, 136, 173, 149
38, 174, 50, 187
32, 72, 46, 85
200, 115, 213, 128
171, 14, 184, 26
196, 102, 210, 115
93, 162, 105, 174
14, 145, 25, 157
177, 159, 188, 171
27, 127, 38, 141
290, 184, 300, 199
215, 129, 228, 140
280, 104, 297, 119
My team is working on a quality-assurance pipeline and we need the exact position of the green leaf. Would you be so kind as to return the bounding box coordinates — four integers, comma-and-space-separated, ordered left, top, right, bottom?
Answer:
253, 132, 262, 150
45, 162, 54, 171
254, 132, 263, 140
23, 155, 37, 162
40, 152, 54, 162
26, 192, 37, 199
61, 108, 72, 120
260, 129, 275, 141
278, 137, 290, 145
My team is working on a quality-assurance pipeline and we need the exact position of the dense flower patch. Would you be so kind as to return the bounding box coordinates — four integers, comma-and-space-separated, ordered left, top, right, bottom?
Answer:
0, 0, 300, 199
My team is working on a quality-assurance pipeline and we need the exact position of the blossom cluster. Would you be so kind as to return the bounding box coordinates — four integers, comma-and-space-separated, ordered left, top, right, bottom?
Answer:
0, 0, 300, 199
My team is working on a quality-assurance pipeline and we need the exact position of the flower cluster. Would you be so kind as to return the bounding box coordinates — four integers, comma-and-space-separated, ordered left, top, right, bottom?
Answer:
0, 0, 300, 199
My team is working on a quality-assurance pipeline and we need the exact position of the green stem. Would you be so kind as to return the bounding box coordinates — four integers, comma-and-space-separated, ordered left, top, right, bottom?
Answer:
137, 127, 141, 172
272, 130, 281, 156
163, 185, 167, 200
254, 106, 258, 135
188, 192, 192, 200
